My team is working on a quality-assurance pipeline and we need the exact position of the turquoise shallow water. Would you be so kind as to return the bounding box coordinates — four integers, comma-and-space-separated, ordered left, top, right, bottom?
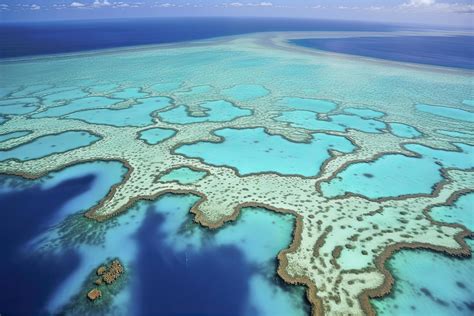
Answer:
88, 83, 119, 93
321, 143, 474, 199
10, 84, 53, 97
33, 96, 123, 118
373, 239, 474, 316
159, 167, 207, 184
276, 110, 345, 131
463, 100, 474, 107
176, 127, 355, 176
277, 111, 386, 133
138, 127, 176, 145
0, 103, 38, 115
416, 104, 474, 122
149, 82, 182, 93
0, 97, 38, 106
430, 193, 474, 230
43, 88, 89, 106
330, 114, 386, 133
373, 191, 474, 316
66, 97, 172, 127
111, 87, 149, 99
221, 84, 270, 101
0, 131, 31, 143
388, 122, 422, 138
344, 107, 385, 118
436, 130, 474, 138
0, 131, 100, 162
0, 97, 39, 115
159, 100, 251, 124
405, 143, 474, 169
276, 97, 336, 112
175, 85, 213, 97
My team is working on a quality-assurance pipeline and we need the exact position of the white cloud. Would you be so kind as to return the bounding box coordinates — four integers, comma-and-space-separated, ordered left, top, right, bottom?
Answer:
224, 2, 273, 8
70, 1, 85, 7
367, 6, 383, 11
153, 2, 174, 8
92, 0, 111, 7
400, 0, 474, 13
5, 0, 473, 16
455, 5, 474, 13
402, 0, 436, 7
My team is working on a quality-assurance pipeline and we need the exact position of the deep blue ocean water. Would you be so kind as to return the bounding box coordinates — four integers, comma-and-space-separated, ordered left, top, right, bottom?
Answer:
0, 17, 397, 58
291, 36, 474, 69
133, 209, 253, 316
0, 175, 90, 315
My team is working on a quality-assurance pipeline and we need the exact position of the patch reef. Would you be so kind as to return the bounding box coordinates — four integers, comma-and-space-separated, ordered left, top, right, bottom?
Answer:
0, 32, 472, 315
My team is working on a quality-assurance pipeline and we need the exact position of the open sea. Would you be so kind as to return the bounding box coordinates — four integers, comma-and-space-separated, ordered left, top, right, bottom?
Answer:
0, 17, 397, 58
291, 35, 474, 69
0, 17, 473, 316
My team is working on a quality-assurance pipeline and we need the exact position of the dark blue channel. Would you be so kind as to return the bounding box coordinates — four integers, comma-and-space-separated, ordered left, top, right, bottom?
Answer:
133, 208, 253, 316
0, 175, 94, 315
291, 36, 474, 69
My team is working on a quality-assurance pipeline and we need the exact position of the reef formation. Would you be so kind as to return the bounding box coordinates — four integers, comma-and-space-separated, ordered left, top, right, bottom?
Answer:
0, 31, 473, 315
87, 259, 124, 302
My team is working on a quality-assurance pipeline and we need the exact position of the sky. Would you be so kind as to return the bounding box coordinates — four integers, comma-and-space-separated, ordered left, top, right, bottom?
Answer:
0, 0, 473, 27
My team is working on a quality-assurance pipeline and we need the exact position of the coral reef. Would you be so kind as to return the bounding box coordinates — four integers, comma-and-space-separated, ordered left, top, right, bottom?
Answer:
0, 31, 472, 315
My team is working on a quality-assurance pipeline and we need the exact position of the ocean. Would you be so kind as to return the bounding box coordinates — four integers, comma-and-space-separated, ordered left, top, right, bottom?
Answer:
0, 17, 473, 316
291, 35, 474, 69
0, 17, 397, 58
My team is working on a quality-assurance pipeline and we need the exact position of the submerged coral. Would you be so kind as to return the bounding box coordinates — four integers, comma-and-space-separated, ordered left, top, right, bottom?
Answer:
0, 31, 472, 315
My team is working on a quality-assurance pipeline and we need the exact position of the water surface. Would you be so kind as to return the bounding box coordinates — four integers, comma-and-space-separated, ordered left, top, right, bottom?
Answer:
291, 36, 474, 69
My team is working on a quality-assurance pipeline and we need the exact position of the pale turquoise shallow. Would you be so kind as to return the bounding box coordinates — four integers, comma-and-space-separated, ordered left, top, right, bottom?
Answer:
33, 96, 123, 118
374, 191, 474, 315
321, 143, 474, 199
138, 127, 176, 145
277, 111, 386, 133
0, 131, 100, 162
149, 82, 181, 93
276, 97, 336, 113
0, 97, 39, 115
388, 122, 422, 138
373, 239, 474, 316
10, 84, 53, 97
176, 127, 355, 176
88, 83, 119, 93
42, 88, 89, 105
430, 193, 474, 230
221, 84, 270, 101
111, 87, 149, 99
436, 130, 474, 138
416, 104, 474, 122
159, 167, 207, 184
344, 107, 385, 118
66, 97, 172, 127
159, 100, 251, 124
0, 131, 31, 143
